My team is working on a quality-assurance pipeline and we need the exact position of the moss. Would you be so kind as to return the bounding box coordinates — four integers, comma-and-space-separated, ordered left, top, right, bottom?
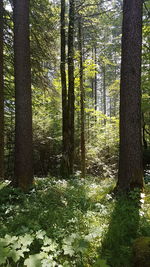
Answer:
132, 236, 150, 267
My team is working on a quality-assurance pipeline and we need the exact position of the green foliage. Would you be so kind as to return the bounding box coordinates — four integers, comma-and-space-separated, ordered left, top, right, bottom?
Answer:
1, 1, 150, 264
101, 189, 150, 267
0, 178, 150, 266
132, 236, 150, 267
142, 19, 150, 146
85, 113, 119, 177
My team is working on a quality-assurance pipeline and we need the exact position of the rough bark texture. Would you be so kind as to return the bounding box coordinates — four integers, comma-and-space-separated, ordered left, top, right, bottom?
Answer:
60, 0, 69, 177
117, 0, 143, 191
13, 0, 33, 190
78, 17, 85, 178
0, 0, 4, 180
68, 0, 75, 176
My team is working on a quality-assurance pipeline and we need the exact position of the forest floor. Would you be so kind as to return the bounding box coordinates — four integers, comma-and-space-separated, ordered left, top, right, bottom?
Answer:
0, 176, 150, 267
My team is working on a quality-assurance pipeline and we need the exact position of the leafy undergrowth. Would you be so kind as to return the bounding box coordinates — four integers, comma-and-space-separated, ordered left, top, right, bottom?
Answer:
0, 177, 150, 267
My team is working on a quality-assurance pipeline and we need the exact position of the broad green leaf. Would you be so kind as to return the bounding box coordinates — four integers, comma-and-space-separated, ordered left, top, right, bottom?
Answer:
8, 249, 24, 263
0, 246, 10, 264
62, 244, 75, 256
36, 230, 46, 240
24, 254, 42, 267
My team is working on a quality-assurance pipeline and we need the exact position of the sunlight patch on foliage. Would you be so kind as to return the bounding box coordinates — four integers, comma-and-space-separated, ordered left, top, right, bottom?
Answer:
0, 178, 150, 266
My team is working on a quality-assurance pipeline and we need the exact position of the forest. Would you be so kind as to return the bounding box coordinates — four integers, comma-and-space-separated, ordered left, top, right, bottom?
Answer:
0, 0, 150, 266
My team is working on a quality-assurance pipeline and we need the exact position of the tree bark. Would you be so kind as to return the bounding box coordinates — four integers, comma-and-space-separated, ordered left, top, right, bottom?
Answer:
13, 0, 33, 191
68, 0, 75, 176
117, 0, 143, 191
78, 17, 85, 178
60, 0, 69, 177
103, 64, 106, 125
91, 48, 94, 101
94, 47, 97, 111
0, 0, 4, 180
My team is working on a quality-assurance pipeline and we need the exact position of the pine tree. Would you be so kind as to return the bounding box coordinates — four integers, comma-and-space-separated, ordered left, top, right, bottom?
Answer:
78, 16, 85, 178
117, 0, 143, 191
68, 0, 75, 176
60, 0, 69, 177
13, 0, 33, 190
0, 0, 4, 180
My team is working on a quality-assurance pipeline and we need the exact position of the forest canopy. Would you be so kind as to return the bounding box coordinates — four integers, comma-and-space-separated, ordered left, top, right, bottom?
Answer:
1, 0, 149, 182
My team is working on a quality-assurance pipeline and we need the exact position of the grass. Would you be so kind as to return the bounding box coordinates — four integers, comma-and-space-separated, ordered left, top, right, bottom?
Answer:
0, 177, 150, 266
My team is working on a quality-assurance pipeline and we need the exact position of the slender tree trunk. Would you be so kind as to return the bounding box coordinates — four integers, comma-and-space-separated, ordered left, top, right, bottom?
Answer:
0, 0, 4, 180
13, 0, 33, 190
113, 54, 117, 117
117, 0, 143, 191
60, 0, 69, 177
78, 17, 85, 178
102, 64, 106, 125
110, 98, 112, 117
94, 47, 97, 111
91, 48, 94, 101
68, 0, 75, 176
103, 65, 106, 114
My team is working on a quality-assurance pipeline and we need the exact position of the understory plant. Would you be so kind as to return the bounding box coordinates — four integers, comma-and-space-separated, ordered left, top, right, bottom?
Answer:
0, 177, 150, 267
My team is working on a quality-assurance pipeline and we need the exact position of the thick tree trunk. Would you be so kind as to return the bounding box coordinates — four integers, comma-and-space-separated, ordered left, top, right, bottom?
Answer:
13, 0, 33, 190
60, 0, 69, 177
78, 17, 85, 178
68, 0, 75, 176
0, 0, 4, 180
117, 0, 143, 191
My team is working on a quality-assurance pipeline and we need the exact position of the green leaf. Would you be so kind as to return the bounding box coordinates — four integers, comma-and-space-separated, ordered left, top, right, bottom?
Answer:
36, 230, 46, 240
4, 234, 18, 245
24, 254, 42, 267
76, 239, 89, 253
18, 234, 34, 247
8, 249, 24, 263
62, 244, 75, 256
41, 258, 58, 267
0, 246, 10, 264
94, 258, 110, 267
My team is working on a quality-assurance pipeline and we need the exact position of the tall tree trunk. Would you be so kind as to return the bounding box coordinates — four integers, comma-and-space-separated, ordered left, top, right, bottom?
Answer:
94, 47, 97, 111
103, 64, 106, 125
13, 0, 33, 191
0, 0, 4, 180
68, 0, 75, 176
117, 0, 143, 191
91, 48, 94, 101
78, 17, 85, 178
110, 98, 112, 118
60, 0, 69, 177
113, 53, 117, 117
